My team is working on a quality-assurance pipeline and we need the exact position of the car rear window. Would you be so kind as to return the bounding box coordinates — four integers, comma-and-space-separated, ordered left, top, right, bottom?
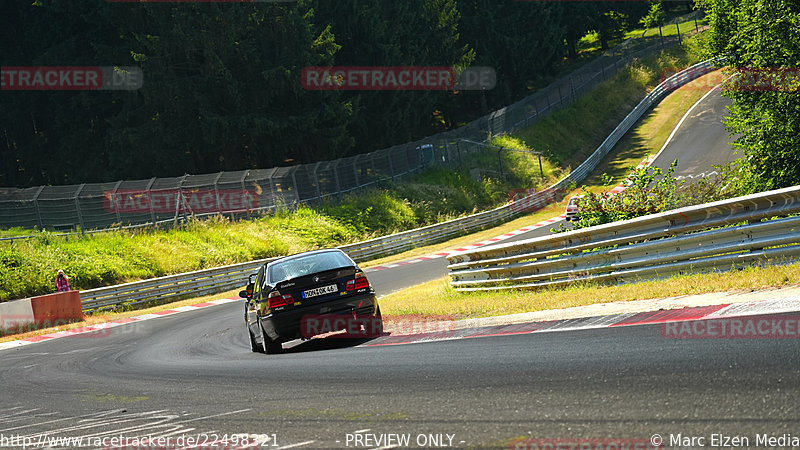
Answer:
269, 251, 353, 282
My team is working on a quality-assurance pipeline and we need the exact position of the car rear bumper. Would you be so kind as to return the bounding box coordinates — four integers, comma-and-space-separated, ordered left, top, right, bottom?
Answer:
259, 292, 379, 342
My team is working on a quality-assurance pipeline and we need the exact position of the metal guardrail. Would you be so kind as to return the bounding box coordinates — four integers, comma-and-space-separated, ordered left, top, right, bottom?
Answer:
79, 56, 720, 311
447, 186, 800, 291
80, 204, 518, 311
545, 58, 720, 194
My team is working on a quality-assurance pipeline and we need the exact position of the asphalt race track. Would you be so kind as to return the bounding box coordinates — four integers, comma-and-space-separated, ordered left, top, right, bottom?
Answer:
1, 308, 799, 448
2, 87, 779, 450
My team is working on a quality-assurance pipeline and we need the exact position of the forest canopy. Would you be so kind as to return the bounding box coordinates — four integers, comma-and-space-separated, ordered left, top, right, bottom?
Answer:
0, 0, 668, 187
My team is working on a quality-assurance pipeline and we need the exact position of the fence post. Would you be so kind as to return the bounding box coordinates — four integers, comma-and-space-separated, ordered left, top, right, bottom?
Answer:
145, 177, 156, 226
267, 171, 279, 212
569, 77, 576, 102
240, 170, 253, 216
213, 172, 224, 215
110, 180, 123, 225
32, 185, 45, 230
369, 152, 378, 184
352, 158, 360, 187
289, 167, 299, 206
538, 154, 545, 181
331, 160, 341, 195
74, 183, 86, 232
386, 150, 395, 181
497, 147, 504, 177
175, 175, 188, 225
312, 162, 322, 201
456, 141, 463, 170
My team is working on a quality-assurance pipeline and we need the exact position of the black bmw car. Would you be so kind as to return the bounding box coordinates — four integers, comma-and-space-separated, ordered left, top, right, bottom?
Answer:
241, 248, 382, 354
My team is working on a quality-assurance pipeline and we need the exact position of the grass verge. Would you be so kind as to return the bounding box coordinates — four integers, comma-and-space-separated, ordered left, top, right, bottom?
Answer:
378, 263, 800, 319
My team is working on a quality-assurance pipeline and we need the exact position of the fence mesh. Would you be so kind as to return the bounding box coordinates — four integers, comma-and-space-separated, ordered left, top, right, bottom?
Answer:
0, 15, 706, 232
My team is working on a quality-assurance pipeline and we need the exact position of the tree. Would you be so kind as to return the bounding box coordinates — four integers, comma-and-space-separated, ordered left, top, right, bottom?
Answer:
700, 0, 800, 192
457, 0, 564, 108
639, 2, 666, 29
0, 0, 354, 185
315, 0, 474, 151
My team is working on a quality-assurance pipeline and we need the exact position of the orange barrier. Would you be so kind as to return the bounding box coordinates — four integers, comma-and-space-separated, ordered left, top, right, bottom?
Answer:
30, 291, 83, 326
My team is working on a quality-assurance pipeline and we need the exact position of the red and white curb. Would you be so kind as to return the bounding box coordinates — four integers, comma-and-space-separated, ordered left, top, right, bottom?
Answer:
359, 297, 800, 348
4, 295, 799, 353
0, 298, 240, 352
607, 154, 656, 194
365, 215, 567, 272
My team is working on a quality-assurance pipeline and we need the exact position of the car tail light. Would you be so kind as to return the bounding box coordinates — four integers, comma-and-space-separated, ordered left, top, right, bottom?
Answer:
268, 291, 294, 308
346, 272, 370, 291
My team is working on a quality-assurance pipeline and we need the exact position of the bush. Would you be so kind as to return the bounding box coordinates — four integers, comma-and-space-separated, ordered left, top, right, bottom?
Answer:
561, 160, 748, 232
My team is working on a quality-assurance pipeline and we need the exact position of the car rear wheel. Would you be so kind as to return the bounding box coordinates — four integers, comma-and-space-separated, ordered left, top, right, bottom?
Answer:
372, 305, 384, 336
260, 321, 283, 354
248, 326, 265, 353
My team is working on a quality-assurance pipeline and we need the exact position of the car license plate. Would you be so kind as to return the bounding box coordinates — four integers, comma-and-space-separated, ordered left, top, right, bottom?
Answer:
302, 284, 338, 299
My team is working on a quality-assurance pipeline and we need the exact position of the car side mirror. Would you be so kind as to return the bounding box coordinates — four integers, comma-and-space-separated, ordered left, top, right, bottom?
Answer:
239, 290, 251, 299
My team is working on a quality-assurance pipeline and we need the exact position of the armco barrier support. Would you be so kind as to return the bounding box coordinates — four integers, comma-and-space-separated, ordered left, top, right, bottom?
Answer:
0, 291, 83, 333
